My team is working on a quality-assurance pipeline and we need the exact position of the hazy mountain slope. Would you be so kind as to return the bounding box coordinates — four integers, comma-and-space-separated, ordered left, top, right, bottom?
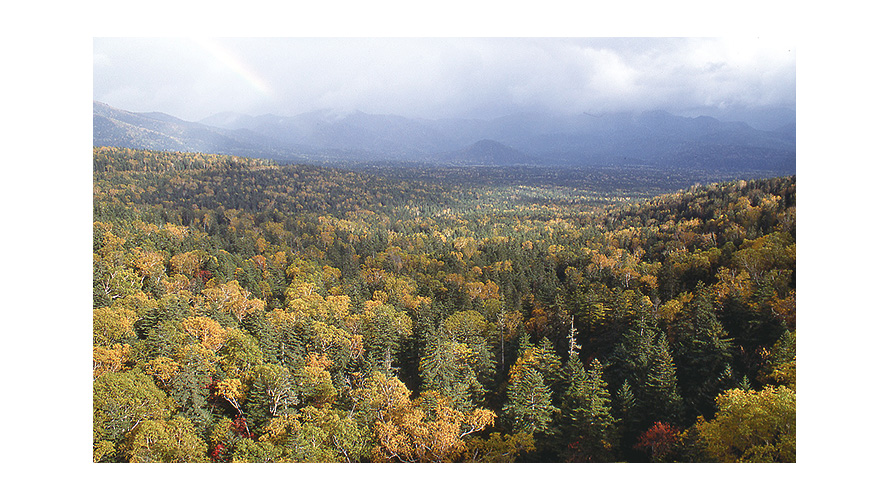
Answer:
93, 102, 300, 158
96, 102, 795, 174
437, 139, 540, 165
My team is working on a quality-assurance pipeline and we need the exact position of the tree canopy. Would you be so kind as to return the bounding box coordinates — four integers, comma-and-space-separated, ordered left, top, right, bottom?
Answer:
93, 147, 795, 462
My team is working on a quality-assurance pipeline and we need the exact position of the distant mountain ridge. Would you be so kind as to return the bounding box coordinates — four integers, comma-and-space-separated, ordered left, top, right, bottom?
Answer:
93, 102, 302, 159
94, 101, 795, 174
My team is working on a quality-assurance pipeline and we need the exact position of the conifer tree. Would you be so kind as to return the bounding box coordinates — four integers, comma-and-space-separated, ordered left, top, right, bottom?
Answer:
535, 336, 563, 386
616, 379, 636, 423
607, 296, 657, 392
558, 352, 616, 461
281, 324, 308, 376
675, 284, 734, 419
418, 329, 479, 410
243, 379, 268, 434
503, 366, 556, 435
356, 301, 413, 375
242, 310, 280, 364
641, 333, 683, 425
614, 378, 641, 458
585, 359, 616, 451
517, 330, 533, 355
244, 363, 298, 433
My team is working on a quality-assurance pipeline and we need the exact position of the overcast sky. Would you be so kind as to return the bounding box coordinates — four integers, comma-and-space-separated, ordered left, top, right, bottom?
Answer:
93, 37, 795, 123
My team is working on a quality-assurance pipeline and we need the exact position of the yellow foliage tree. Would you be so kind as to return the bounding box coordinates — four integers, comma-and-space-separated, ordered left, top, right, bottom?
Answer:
93, 306, 137, 347
169, 251, 204, 277
145, 356, 181, 389
124, 416, 208, 463
694, 386, 795, 463
201, 280, 265, 321
128, 247, 167, 287
93, 343, 131, 379
181, 316, 229, 352
352, 372, 495, 462
216, 377, 247, 420
463, 432, 535, 462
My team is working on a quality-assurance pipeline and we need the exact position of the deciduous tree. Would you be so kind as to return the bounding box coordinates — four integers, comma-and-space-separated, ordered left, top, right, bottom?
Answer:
694, 386, 795, 462
123, 415, 208, 463
93, 370, 173, 461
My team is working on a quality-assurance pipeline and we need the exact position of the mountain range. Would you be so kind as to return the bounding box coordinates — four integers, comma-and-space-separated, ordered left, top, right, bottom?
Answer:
93, 101, 795, 174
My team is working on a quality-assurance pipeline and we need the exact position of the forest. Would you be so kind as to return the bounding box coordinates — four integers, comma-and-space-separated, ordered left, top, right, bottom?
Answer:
93, 146, 795, 463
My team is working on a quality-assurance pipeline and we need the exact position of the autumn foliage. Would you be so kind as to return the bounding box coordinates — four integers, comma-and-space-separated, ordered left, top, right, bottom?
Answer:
93, 147, 795, 462
635, 422, 682, 461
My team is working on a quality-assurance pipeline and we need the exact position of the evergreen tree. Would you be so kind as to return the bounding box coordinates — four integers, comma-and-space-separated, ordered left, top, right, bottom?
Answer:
242, 310, 280, 364
534, 336, 563, 386
517, 330, 533, 355
243, 378, 269, 435
356, 301, 413, 375
418, 326, 479, 410
441, 310, 495, 381
607, 295, 657, 392
614, 378, 641, 459
616, 379, 636, 426
503, 366, 556, 436
169, 366, 214, 432
675, 284, 734, 420
641, 333, 683, 425
244, 363, 298, 433
558, 354, 616, 462
586, 360, 616, 448
281, 324, 308, 376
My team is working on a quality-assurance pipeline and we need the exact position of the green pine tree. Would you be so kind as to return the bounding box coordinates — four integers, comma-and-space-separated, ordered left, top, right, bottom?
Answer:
608, 295, 658, 392
558, 354, 616, 461
242, 310, 280, 364
535, 336, 562, 386
504, 366, 556, 435
675, 284, 734, 419
641, 333, 683, 425
586, 359, 617, 452
419, 324, 485, 409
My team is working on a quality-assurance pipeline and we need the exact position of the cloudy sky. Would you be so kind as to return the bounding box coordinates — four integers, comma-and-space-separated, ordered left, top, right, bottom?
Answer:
93, 37, 795, 125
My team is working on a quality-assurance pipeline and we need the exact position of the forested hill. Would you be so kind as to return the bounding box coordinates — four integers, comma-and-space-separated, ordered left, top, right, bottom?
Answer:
93, 146, 279, 172
93, 147, 795, 463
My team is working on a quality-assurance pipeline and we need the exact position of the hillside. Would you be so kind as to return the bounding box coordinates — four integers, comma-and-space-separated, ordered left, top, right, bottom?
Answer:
93, 102, 302, 159
437, 139, 539, 165
93, 147, 795, 463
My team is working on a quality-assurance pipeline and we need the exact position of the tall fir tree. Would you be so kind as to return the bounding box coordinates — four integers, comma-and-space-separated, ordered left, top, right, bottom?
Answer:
503, 366, 556, 436
641, 333, 683, 425
616, 379, 637, 427
534, 336, 563, 387
242, 310, 280, 364
614, 378, 642, 460
585, 359, 617, 456
558, 353, 616, 462
418, 326, 479, 410
675, 284, 734, 420
607, 295, 658, 394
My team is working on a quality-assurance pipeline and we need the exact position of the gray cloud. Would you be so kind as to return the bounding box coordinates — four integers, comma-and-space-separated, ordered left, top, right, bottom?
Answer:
93, 37, 795, 123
